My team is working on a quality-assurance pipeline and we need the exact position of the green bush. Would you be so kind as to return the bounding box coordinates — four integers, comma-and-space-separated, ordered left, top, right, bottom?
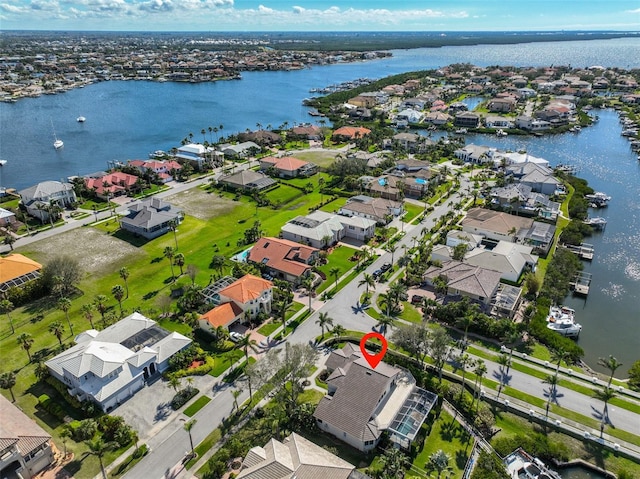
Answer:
171, 387, 199, 410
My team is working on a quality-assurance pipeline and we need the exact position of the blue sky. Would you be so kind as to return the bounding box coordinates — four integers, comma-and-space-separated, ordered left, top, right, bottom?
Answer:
1, 1, 639, 32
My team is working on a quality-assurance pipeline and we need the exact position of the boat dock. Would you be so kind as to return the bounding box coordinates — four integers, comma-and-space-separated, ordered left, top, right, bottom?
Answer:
584, 217, 607, 231
564, 243, 595, 261
570, 272, 592, 296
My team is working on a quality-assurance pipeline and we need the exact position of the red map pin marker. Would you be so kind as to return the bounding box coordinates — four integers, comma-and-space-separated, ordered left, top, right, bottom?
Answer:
360, 332, 388, 369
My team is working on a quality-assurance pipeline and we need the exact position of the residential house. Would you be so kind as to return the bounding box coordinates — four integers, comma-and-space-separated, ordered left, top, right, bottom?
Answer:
462, 207, 534, 243
431, 241, 538, 283
424, 111, 451, 125
490, 184, 560, 221
237, 432, 355, 479
338, 195, 403, 225
522, 221, 556, 255
490, 283, 524, 319
0, 254, 42, 294
401, 98, 426, 110
0, 207, 16, 227
454, 144, 494, 165
127, 159, 182, 183
423, 260, 503, 305
348, 95, 378, 108
0, 395, 54, 479
515, 115, 551, 132
259, 156, 317, 178
395, 109, 424, 124
505, 163, 563, 195
332, 126, 371, 142
493, 150, 550, 168
45, 312, 192, 412
290, 125, 323, 140
487, 97, 517, 112
247, 237, 319, 285
453, 112, 480, 128
281, 210, 376, 248
176, 143, 222, 169
85, 172, 139, 200
199, 274, 273, 334
314, 343, 437, 452
484, 116, 514, 129
119, 198, 184, 240
219, 141, 261, 159
219, 170, 277, 192
238, 130, 282, 146
391, 133, 433, 153
18, 180, 77, 222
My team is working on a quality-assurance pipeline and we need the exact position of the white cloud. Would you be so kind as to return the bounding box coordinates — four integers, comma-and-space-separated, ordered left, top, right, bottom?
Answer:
625, 8, 640, 13
258, 5, 274, 14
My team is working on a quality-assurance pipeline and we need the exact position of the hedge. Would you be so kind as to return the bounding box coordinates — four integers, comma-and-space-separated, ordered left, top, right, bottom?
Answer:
171, 387, 200, 410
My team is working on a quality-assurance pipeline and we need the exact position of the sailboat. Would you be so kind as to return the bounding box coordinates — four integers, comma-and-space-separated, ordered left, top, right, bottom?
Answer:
51, 119, 64, 149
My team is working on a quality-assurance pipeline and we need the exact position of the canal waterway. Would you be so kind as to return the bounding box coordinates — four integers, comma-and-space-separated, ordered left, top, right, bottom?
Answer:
0, 37, 638, 373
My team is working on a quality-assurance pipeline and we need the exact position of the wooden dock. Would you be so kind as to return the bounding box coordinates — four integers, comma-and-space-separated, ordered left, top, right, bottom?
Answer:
570, 272, 592, 296
564, 243, 595, 261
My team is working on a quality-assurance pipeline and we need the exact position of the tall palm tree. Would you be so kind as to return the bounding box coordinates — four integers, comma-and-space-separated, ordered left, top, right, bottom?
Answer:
302, 277, 316, 313
428, 449, 453, 479
232, 389, 243, 412
358, 273, 375, 300
0, 299, 15, 334
16, 332, 34, 362
458, 353, 474, 400
94, 295, 108, 325
0, 372, 17, 402
49, 320, 65, 346
543, 374, 559, 419
551, 347, 570, 376
329, 267, 341, 290
598, 355, 623, 388
497, 353, 510, 398
57, 297, 74, 336
174, 253, 185, 276
376, 315, 395, 337
594, 387, 617, 438
169, 218, 179, 250
164, 246, 176, 280
84, 437, 118, 479
111, 285, 125, 316
80, 303, 95, 329
456, 313, 474, 350
387, 244, 397, 264
236, 335, 258, 362
315, 312, 334, 340
119, 267, 130, 299
276, 299, 294, 333
210, 254, 226, 278
474, 360, 487, 413
183, 419, 197, 456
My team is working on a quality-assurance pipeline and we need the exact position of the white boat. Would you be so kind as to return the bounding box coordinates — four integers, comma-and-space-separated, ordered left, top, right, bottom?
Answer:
546, 305, 581, 338
0, 159, 6, 166
51, 119, 64, 149
505, 448, 561, 479
546, 305, 575, 323
77, 116, 86, 122
455, 128, 468, 134
585, 192, 611, 207
496, 129, 508, 137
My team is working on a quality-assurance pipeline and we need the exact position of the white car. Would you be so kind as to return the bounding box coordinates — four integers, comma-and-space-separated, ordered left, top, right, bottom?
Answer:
229, 332, 244, 343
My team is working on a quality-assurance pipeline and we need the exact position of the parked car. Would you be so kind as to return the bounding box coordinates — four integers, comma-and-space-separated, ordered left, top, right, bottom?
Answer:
380, 263, 392, 272
411, 294, 423, 304
372, 269, 383, 279
229, 332, 244, 343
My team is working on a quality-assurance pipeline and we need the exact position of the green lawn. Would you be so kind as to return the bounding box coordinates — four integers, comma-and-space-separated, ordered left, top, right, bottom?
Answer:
316, 245, 359, 293
398, 302, 423, 324
409, 410, 472, 479
183, 396, 212, 417
403, 203, 423, 224
209, 349, 244, 377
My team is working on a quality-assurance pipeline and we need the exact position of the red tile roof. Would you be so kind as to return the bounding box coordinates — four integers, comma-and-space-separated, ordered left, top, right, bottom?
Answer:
200, 302, 244, 328
220, 274, 272, 304
248, 237, 317, 278
332, 126, 371, 139
85, 172, 139, 196
0, 254, 42, 284
260, 156, 309, 172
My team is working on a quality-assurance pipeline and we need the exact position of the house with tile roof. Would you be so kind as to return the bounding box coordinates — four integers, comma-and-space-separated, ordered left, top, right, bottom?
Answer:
0, 395, 53, 479
259, 156, 317, 178
248, 237, 319, 285
85, 171, 139, 199
462, 207, 534, 243
176, 143, 223, 169
127, 159, 182, 183
219, 170, 277, 192
281, 210, 376, 249
45, 312, 191, 412
423, 260, 503, 305
505, 162, 563, 196
338, 195, 404, 225
119, 198, 183, 240
237, 432, 356, 479
199, 274, 273, 333
18, 180, 77, 222
314, 344, 437, 452
332, 126, 371, 141
0, 254, 42, 294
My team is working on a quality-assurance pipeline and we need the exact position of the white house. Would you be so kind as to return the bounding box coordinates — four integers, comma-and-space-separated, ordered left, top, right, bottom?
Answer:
45, 313, 191, 412
18, 181, 77, 222
175, 143, 221, 169
338, 195, 403, 225
281, 210, 376, 248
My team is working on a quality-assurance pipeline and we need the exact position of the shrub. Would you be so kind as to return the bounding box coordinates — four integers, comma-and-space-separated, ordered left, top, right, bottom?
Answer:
171, 387, 199, 410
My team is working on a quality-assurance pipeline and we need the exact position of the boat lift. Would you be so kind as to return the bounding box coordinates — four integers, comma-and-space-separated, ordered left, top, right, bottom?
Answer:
564, 243, 594, 261
570, 272, 592, 296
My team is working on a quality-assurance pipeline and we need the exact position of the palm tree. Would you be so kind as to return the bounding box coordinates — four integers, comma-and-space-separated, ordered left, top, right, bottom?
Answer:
0, 372, 17, 402
428, 449, 453, 479
302, 277, 316, 313
352, 250, 363, 269
455, 313, 475, 350
276, 299, 294, 333
236, 335, 258, 362
594, 387, 617, 438
598, 355, 623, 388
111, 284, 125, 316
84, 437, 118, 479
543, 374, 559, 419
94, 294, 108, 325
16, 332, 34, 362
164, 246, 176, 280
315, 312, 334, 340
551, 347, 570, 376
376, 315, 395, 337
474, 360, 487, 413
0, 299, 15, 334
379, 447, 407, 479
49, 321, 65, 346
387, 244, 397, 264
497, 353, 510, 398
458, 353, 474, 400
57, 297, 73, 336
174, 253, 185, 276
210, 254, 226, 278
169, 218, 179, 250
358, 273, 375, 301
80, 303, 95, 329
183, 419, 197, 456
168, 376, 182, 392
332, 324, 346, 337
329, 267, 341, 290
232, 388, 243, 412
119, 267, 130, 298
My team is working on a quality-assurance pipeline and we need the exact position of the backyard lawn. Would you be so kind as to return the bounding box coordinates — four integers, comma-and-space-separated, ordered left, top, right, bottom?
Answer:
316, 244, 359, 292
